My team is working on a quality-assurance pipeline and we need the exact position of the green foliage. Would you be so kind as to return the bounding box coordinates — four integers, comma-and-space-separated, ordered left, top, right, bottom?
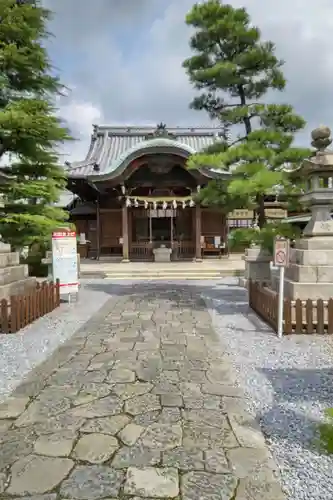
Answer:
183, 0, 285, 122
196, 178, 249, 213
228, 227, 256, 253
318, 409, 333, 455
0, 0, 71, 249
229, 223, 301, 254
23, 253, 48, 277
183, 0, 310, 226
22, 240, 49, 277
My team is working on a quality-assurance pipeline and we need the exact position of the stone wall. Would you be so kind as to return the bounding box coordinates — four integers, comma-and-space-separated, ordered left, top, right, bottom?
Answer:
0, 242, 36, 301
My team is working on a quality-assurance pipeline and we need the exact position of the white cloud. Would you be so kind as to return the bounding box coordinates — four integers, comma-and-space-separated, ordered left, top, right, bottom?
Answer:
56, 97, 104, 162
43, 0, 333, 161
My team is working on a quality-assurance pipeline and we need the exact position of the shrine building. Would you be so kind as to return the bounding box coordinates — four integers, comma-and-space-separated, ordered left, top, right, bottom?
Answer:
65, 123, 286, 261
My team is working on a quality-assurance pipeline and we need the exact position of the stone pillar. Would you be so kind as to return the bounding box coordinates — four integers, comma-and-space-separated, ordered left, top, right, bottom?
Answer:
122, 204, 129, 262
195, 204, 202, 261
240, 245, 272, 288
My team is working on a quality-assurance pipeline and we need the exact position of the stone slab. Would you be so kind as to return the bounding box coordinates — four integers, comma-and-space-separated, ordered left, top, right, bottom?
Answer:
124, 466, 179, 497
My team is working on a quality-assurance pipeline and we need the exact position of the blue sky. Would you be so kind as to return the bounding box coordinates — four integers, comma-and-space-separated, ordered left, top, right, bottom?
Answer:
42, 0, 333, 162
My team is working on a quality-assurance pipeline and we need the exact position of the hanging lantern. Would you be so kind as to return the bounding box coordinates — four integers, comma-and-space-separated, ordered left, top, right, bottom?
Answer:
153, 201, 157, 210
189, 199, 195, 207
126, 197, 131, 207
172, 200, 177, 209
162, 201, 167, 210
144, 200, 148, 209
182, 201, 186, 209
134, 198, 139, 208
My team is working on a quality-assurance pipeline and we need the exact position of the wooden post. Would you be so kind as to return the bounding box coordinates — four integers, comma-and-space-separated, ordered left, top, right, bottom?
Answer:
122, 203, 129, 262
0, 298, 9, 334
96, 197, 101, 260
195, 204, 202, 261
149, 208, 152, 243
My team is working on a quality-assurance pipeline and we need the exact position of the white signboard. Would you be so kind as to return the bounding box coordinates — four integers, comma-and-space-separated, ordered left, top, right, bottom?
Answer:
52, 230, 79, 295
274, 237, 290, 267
214, 236, 221, 248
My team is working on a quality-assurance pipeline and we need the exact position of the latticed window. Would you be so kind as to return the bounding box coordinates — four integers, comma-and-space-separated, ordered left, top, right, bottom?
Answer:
228, 219, 252, 228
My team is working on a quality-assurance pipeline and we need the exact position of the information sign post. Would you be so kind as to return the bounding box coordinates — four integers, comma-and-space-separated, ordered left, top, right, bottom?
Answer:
51, 230, 79, 302
273, 237, 290, 338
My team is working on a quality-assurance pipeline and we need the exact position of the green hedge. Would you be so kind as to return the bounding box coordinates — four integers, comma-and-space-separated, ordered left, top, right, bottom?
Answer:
23, 254, 49, 277
318, 409, 333, 454
228, 223, 301, 254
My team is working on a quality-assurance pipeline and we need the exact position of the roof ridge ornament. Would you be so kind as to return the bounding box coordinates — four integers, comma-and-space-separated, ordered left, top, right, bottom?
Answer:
144, 123, 176, 140
91, 124, 98, 142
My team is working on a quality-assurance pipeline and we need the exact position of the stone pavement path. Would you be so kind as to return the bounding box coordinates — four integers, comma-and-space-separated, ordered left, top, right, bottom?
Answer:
0, 284, 284, 499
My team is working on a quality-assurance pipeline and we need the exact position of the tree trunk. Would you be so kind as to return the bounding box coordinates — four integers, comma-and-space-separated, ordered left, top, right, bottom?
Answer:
238, 85, 252, 135
256, 194, 266, 228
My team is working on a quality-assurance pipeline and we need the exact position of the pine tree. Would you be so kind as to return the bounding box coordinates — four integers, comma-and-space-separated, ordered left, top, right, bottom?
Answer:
183, 0, 310, 227
0, 0, 71, 249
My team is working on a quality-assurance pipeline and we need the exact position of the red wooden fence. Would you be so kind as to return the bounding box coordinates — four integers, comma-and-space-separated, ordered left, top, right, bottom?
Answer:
0, 280, 60, 334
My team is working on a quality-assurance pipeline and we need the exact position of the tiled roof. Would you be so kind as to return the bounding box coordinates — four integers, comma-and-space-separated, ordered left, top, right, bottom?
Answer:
66, 124, 226, 179
53, 189, 77, 208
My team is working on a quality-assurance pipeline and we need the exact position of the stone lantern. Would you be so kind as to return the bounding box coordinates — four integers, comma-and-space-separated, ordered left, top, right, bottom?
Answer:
283, 126, 333, 299
300, 126, 333, 237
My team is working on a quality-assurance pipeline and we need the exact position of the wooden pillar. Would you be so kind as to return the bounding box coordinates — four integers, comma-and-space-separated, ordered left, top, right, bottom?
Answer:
122, 203, 129, 262
195, 204, 202, 261
149, 209, 152, 243
222, 213, 228, 257
96, 197, 101, 260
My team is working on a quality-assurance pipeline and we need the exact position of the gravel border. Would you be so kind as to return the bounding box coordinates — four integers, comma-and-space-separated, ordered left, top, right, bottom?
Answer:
0, 280, 138, 403
201, 278, 333, 500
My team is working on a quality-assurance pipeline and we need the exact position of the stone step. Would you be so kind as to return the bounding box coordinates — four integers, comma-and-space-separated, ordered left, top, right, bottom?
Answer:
0, 277, 36, 301
82, 269, 243, 279
286, 263, 333, 283
293, 248, 333, 266
284, 277, 333, 300
0, 251, 20, 269
0, 265, 28, 286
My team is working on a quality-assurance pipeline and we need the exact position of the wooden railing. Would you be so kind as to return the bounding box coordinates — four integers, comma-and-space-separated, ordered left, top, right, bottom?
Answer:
283, 297, 333, 334
248, 280, 333, 334
0, 280, 60, 334
248, 280, 278, 330
172, 241, 195, 259
130, 242, 153, 261
129, 240, 196, 261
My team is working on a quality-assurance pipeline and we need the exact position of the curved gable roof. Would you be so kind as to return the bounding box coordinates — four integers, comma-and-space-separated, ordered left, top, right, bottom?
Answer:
92, 137, 197, 180
67, 124, 225, 179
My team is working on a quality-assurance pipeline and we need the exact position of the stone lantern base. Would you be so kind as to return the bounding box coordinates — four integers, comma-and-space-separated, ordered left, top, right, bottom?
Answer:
284, 236, 333, 300
0, 241, 36, 300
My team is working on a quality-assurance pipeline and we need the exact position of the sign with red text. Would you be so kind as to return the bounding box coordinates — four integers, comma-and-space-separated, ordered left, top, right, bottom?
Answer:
52, 230, 79, 294
274, 237, 290, 267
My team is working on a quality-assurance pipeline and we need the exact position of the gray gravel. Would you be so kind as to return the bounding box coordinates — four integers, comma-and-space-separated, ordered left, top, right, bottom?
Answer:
0, 280, 135, 403
201, 278, 333, 500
